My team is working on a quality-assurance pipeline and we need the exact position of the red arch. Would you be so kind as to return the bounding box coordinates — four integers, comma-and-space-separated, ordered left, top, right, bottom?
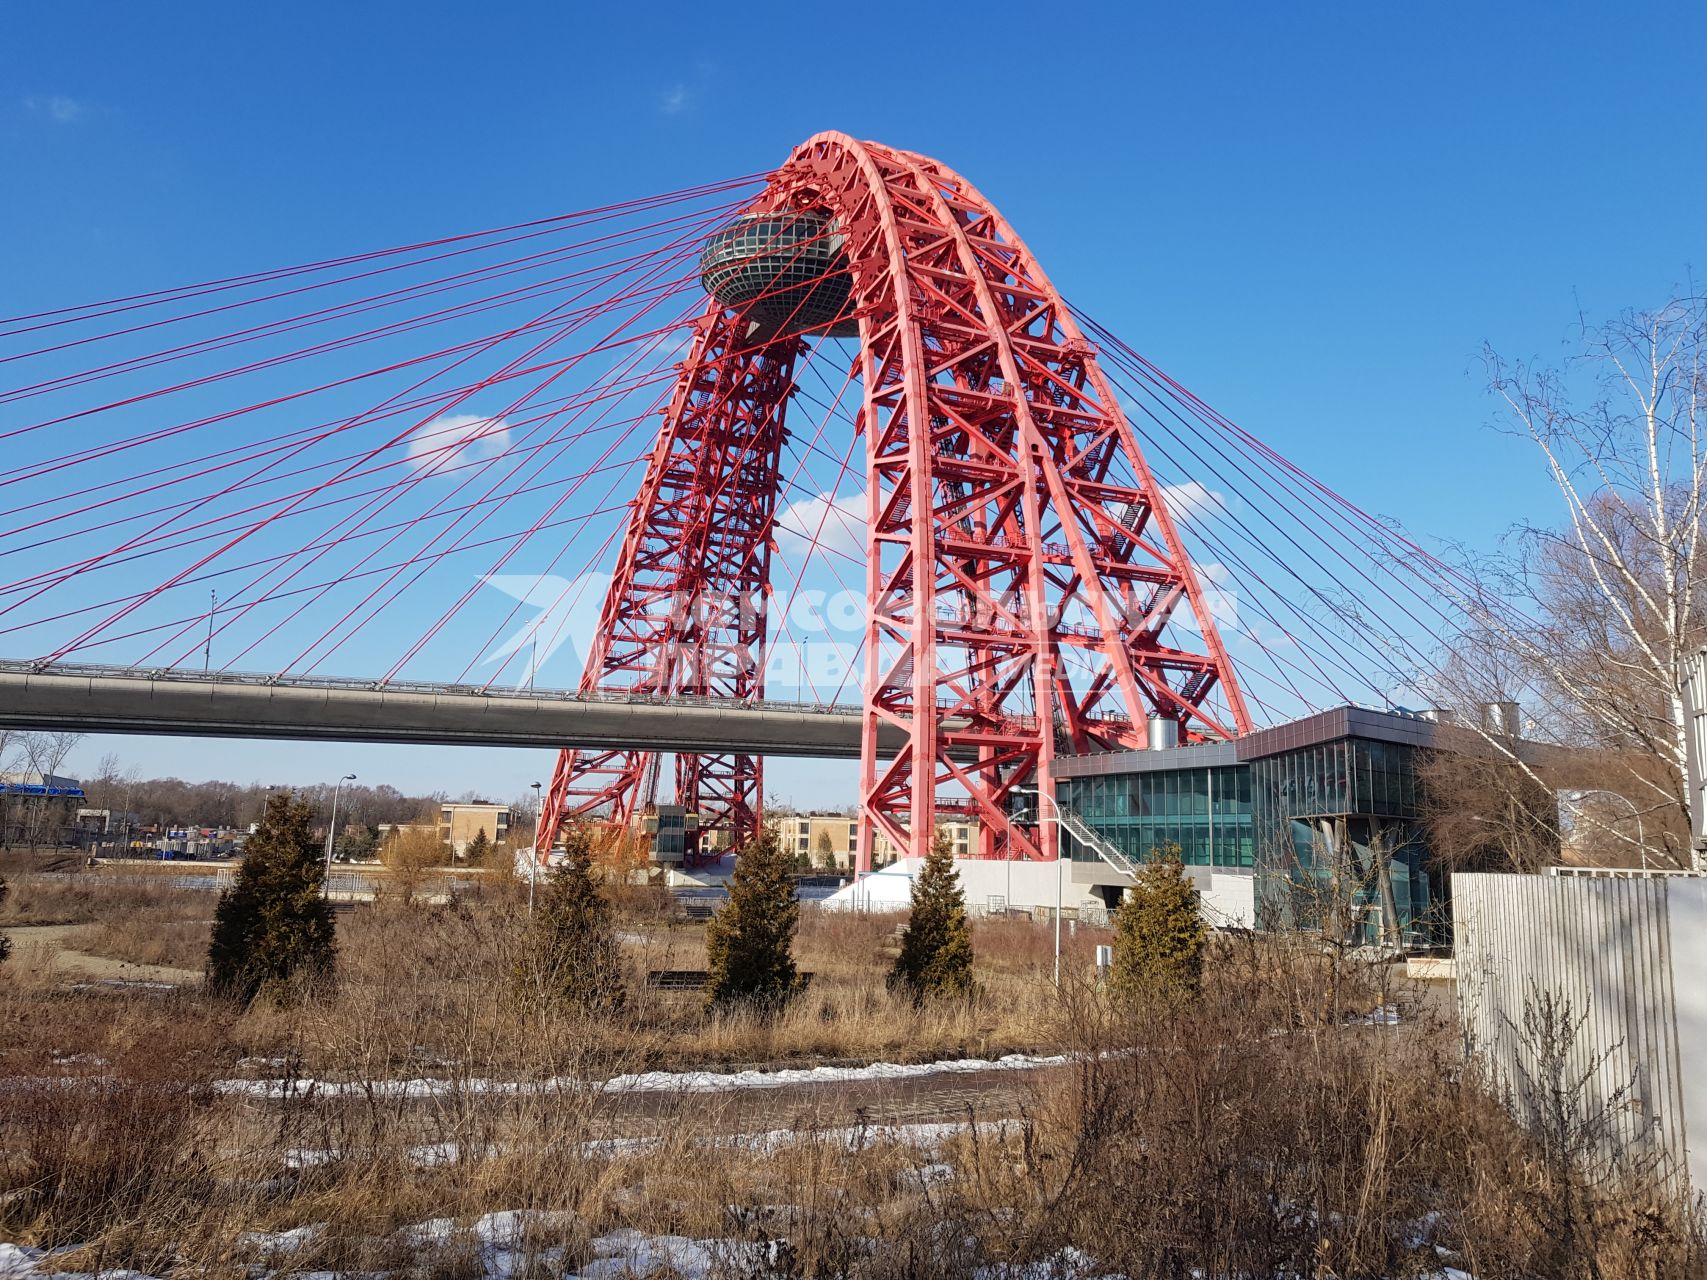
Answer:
538, 133, 1249, 869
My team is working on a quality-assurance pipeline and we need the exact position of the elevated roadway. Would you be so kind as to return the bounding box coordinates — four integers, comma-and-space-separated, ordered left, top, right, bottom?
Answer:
0, 660, 878, 757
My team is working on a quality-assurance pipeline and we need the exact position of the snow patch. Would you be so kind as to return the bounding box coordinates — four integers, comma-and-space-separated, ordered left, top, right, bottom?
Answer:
0, 1213, 1477, 1280
214, 1050, 1068, 1100
284, 1117, 1025, 1170
974, 1247, 1120, 1279
599, 1052, 1068, 1094
0, 1244, 47, 1280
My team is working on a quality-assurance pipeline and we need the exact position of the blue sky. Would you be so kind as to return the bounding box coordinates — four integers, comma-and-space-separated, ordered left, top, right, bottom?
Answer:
4, 0, 1704, 801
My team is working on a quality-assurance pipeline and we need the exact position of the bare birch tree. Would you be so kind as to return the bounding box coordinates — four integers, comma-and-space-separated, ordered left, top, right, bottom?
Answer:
20, 731, 83, 783
1437, 295, 1707, 869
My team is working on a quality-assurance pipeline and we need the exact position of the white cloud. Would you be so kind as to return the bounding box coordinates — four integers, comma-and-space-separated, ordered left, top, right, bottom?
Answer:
1160, 480, 1231, 523
659, 84, 691, 115
404, 413, 512, 477
775, 491, 866, 561
24, 95, 88, 124
1239, 620, 1299, 650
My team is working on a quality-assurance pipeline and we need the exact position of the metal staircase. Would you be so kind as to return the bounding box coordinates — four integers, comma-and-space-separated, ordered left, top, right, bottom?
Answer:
1054, 803, 1142, 880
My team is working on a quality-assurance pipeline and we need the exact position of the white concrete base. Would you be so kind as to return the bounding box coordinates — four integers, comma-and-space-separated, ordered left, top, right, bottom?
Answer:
1405, 955, 1456, 981
820, 857, 1256, 929
1202, 872, 1256, 930
822, 857, 1077, 915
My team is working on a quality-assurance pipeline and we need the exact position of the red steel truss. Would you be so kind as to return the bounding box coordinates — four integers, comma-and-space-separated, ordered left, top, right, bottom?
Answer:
539, 133, 1250, 869
537, 312, 798, 854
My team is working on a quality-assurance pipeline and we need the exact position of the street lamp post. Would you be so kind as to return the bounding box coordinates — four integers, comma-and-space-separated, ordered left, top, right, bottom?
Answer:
322, 773, 356, 898
1013, 786, 1065, 986
1005, 824, 1012, 917
529, 781, 542, 913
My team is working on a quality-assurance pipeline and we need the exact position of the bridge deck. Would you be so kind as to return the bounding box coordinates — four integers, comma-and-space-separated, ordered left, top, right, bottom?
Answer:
0, 660, 877, 757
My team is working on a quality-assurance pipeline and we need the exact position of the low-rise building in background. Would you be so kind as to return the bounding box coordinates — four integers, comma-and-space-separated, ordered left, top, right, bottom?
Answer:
438, 801, 511, 858
775, 811, 979, 871
0, 771, 86, 848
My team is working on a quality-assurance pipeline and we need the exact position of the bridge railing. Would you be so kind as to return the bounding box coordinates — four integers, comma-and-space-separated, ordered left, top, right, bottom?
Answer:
0, 658, 865, 718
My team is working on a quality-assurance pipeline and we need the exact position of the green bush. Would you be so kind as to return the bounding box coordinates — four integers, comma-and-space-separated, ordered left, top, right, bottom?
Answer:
517, 826, 626, 1016
704, 824, 800, 1013
1110, 844, 1207, 1008
888, 827, 975, 1003
206, 791, 336, 1005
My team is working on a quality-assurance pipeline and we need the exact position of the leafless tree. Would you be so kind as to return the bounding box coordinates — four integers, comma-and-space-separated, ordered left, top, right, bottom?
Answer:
1421, 295, 1707, 870
4, 732, 86, 846
19, 731, 84, 783
1416, 745, 1562, 874
0, 731, 26, 778
83, 751, 142, 814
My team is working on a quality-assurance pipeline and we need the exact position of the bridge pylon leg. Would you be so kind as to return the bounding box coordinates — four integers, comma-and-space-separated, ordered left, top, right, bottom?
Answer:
536, 314, 796, 861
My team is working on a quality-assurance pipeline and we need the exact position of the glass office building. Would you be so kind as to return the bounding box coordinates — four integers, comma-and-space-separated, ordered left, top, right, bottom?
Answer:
1053, 706, 1464, 947
1242, 713, 1443, 947
1058, 741, 1253, 869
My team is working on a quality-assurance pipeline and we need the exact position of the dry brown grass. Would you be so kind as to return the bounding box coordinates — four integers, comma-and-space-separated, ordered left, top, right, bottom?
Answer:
209, 889, 1068, 1079
0, 870, 208, 928
0, 873, 1699, 1277
1, 871, 213, 970
65, 918, 210, 970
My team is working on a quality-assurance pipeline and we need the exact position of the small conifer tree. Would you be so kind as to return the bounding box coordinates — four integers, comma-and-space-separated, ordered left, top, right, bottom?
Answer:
464, 828, 491, 865
1110, 844, 1208, 1008
704, 824, 800, 1012
888, 827, 975, 1002
518, 825, 626, 1016
207, 791, 336, 1005
0, 878, 11, 967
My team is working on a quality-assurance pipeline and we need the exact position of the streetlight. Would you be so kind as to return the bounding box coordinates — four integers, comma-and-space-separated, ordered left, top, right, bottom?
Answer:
1013, 786, 1065, 986
529, 781, 542, 913
1570, 789, 1649, 871
322, 773, 356, 898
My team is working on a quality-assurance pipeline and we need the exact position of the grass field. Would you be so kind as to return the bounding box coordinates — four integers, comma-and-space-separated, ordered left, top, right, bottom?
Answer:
0, 862, 1697, 1278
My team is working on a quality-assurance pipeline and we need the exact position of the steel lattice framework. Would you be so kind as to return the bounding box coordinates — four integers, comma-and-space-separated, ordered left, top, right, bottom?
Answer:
539, 133, 1251, 870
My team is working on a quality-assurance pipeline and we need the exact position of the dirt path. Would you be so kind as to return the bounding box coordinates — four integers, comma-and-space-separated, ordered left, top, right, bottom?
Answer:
3, 923, 202, 986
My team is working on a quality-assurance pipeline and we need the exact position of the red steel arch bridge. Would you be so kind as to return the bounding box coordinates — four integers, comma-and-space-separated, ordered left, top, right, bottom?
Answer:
0, 132, 1516, 871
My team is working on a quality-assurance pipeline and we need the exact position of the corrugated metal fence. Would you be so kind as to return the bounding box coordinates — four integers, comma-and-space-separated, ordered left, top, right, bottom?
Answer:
1453, 871, 1706, 1191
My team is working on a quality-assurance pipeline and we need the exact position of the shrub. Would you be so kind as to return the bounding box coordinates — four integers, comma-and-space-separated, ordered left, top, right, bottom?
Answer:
464, 828, 491, 865
814, 828, 837, 871
1109, 844, 1206, 1008
888, 827, 974, 1003
380, 820, 448, 903
0, 878, 10, 966
704, 824, 800, 1013
517, 826, 626, 1016
382, 821, 447, 870
0, 1003, 225, 1250
206, 790, 336, 1004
